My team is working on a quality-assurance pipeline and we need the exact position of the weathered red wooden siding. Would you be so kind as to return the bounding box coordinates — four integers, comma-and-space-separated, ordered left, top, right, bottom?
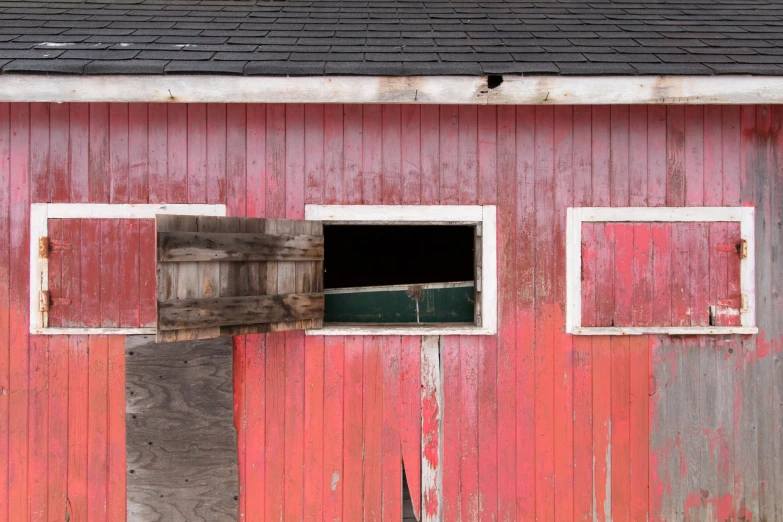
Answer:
0, 103, 781, 522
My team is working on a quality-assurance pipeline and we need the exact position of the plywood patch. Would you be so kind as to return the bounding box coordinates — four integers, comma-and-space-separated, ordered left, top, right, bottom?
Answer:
126, 335, 238, 522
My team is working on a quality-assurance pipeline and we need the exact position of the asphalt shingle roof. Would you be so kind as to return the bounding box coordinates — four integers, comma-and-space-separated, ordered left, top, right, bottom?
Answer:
1, 0, 782, 76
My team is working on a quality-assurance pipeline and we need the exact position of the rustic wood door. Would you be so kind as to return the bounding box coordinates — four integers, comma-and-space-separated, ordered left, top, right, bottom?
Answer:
156, 215, 325, 342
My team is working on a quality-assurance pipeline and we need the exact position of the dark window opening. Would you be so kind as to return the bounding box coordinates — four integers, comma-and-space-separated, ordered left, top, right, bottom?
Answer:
323, 224, 476, 324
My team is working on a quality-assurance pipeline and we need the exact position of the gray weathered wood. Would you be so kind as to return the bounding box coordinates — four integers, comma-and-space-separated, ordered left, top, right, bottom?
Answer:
126, 335, 238, 522
158, 231, 324, 262
158, 292, 325, 330
156, 215, 324, 341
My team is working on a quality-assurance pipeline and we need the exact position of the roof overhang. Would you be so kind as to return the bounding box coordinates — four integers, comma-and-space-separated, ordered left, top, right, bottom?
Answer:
0, 74, 781, 104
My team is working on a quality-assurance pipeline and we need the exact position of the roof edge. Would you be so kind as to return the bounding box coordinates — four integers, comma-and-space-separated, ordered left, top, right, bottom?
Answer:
0, 75, 781, 105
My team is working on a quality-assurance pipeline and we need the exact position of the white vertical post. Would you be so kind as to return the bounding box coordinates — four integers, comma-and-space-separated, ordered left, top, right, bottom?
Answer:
740, 206, 756, 327
421, 335, 443, 522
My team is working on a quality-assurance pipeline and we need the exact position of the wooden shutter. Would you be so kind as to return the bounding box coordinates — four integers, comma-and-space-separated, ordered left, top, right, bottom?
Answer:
156, 215, 324, 342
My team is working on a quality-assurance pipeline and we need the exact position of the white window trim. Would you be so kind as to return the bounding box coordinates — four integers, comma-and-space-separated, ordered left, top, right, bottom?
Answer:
566, 206, 757, 336
30, 203, 227, 335
305, 204, 497, 336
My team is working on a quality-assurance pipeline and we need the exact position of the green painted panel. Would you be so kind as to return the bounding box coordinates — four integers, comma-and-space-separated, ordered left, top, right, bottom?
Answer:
324, 283, 475, 324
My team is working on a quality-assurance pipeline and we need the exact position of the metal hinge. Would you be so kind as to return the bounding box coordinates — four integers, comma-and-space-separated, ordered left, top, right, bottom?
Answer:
38, 237, 72, 258
740, 293, 749, 313
739, 239, 748, 259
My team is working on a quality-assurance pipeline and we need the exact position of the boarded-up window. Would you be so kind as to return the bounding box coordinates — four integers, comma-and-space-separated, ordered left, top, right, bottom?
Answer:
46, 218, 156, 328
565, 207, 756, 335
581, 222, 742, 328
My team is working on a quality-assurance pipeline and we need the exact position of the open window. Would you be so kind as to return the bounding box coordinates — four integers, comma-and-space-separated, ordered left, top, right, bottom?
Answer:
306, 205, 497, 336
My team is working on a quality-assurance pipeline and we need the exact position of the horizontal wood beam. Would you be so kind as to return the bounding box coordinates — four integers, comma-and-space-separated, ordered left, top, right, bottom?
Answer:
157, 231, 324, 262
158, 292, 324, 330
2, 75, 783, 105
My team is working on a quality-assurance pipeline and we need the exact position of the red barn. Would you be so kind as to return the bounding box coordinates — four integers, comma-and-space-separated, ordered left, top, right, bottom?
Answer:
0, 2, 782, 521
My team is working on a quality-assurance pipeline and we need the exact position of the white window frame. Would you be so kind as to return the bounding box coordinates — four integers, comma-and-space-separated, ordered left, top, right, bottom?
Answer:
30, 203, 227, 335
305, 204, 497, 336
566, 206, 757, 336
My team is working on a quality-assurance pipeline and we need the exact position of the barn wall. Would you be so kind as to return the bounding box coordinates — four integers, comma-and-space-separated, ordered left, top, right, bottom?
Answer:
0, 103, 781, 522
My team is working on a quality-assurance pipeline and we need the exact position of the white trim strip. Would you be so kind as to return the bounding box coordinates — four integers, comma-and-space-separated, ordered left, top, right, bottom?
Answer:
308, 325, 495, 336
324, 281, 473, 295
32, 327, 156, 336
574, 327, 759, 336
30, 203, 227, 336
1, 75, 783, 105
580, 206, 744, 222
306, 204, 483, 223
45, 203, 226, 219
566, 206, 756, 336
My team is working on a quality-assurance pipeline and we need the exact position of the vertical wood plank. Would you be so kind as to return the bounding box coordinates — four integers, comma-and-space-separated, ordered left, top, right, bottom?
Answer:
441, 334, 461, 521
304, 334, 325, 522
381, 336, 402, 522
323, 336, 344, 522
459, 336, 479, 521
651, 223, 672, 327
68, 336, 89, 522
107, 336, 126, 522
87, 335, 109, 522
363, 105, 382, 205
323, 104, 341, 205
226, 104, 247, 217
572, 104, 594, 522
0, 102, 10, 522
420, 105, 439, 205
401, 105, 421, 205
343, 336, 364, 522
48, 219, 63, 327
61, 219, 82, 327
458, 105, 478, 206
109, 103, 129, 204
187, 103, 207, 204
8, 102, 30, 522
343, 105, 362, 205
364, 335, 384, 522
647, 105, 667, 207
439, 106, 459, 205
553, 104, 574, 522
99, 219, 120, 327
382, 104, 402, 205
29, 335, 48, 522
48, 335, 69, 520
138, 220, 156, 327
119, 220, 140, 327
207, 103, 227, 205
533, 105, 555, 522
30, 103, 49, 203
147, 104, 167, 204
244, 334, 264, 522
50, 102, 71, 202
166, 104, 187, 204
495, 105, 517, 522
128, 103, 149, 204
514, 105, 536, 521
89, 103, 110, 203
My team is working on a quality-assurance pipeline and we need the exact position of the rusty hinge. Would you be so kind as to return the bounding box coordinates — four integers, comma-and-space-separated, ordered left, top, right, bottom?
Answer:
39, 238, 72, 258
739, 239, 748, 259
740, 293, 749, 313
39, 291, 49, 313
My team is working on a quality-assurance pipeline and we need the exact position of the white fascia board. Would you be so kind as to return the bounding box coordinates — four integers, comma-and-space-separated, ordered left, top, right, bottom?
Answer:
2, 75, 783, 105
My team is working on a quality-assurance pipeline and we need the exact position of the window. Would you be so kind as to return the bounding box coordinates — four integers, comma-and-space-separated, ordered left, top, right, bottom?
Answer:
306, 205, 497, 336
29, 203, 226, 335
566, 206, 757, 335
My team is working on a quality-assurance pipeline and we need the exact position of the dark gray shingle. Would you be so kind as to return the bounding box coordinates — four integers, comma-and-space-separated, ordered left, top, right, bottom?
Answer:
0, 0, 781, 76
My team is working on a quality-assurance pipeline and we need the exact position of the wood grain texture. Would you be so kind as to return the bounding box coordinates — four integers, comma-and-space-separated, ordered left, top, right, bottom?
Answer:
126, 335, 238, 522
157, 230, 323, 263
4, 102, 782, 522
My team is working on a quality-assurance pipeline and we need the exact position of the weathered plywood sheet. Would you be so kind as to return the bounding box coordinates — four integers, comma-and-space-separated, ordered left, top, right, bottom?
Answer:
126, 335, 238, 522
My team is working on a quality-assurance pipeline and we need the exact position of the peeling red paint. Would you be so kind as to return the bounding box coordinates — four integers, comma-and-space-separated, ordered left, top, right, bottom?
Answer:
424, 488, 439, 518
684, 491, 734, 521
422, 393, 439, 469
